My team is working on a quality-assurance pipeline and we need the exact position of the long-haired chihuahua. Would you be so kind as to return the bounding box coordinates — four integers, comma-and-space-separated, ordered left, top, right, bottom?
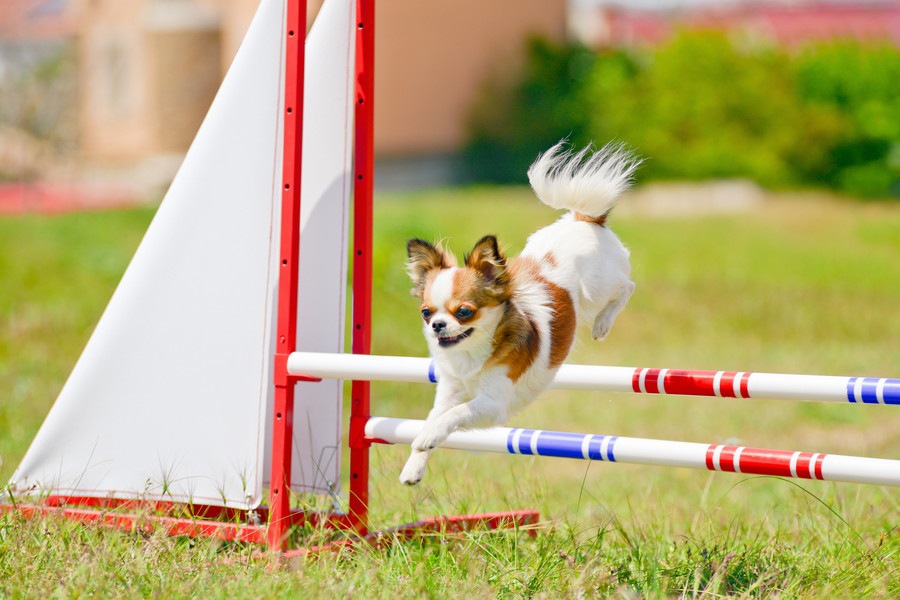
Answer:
401, 141, 640, 485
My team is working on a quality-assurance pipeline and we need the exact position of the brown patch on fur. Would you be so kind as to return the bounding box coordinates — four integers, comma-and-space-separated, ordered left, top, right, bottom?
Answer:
488, 255, 576, 378
407, 239, 457, 299
508, 256, 541, 279
487, 257, 541, 380
545, 282, 576, 368
575, 211, 608, 227
486, 303, 541, 382
513, 257, 577, 367
433, 268, 504, 326
464, 236, 511, 301
451, 268, 505, 309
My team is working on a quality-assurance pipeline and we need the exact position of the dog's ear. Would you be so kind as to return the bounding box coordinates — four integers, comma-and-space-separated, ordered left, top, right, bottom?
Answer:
407, 239, 455, 298
465, 235, 511, 300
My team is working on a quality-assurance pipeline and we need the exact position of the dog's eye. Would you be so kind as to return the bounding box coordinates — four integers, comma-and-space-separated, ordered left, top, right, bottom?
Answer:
421, 307, 432, 319
455, 306, 474, 319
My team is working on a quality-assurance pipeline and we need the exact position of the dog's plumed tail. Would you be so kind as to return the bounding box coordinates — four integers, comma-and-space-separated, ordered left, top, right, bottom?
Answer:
527, 140, 642, 219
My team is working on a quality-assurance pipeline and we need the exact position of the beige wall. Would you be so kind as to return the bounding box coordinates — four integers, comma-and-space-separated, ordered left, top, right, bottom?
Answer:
220, 0, 261, 75
77, 0, 567, 163
150, 28, 222, 152
76, 0, 151, 161
76, 0, 222, 162
374, 0, 566, 156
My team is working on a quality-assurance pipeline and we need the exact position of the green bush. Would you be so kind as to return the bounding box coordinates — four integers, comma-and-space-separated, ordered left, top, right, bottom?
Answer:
586, 32, 850, 188
793, 42, 900, 196
463, 37, 597, 184
464, 33, 899, 198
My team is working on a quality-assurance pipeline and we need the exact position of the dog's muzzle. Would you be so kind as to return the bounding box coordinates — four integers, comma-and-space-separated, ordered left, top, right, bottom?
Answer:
436, 328, 474, 347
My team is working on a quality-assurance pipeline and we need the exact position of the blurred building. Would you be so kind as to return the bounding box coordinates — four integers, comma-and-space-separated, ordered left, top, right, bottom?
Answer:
0, 0, 73, 42
73, 0, 567, 175
73, 0, 230, 163
0, 0, 74, 89
0, 1, 76, 182
5, 1, 896, 191
570, 1, 900, 48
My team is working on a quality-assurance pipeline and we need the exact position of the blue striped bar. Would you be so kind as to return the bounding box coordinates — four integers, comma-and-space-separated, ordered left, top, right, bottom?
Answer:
533, 430, 588, 460
517, 429, 538, 455
606, 436, 618, 462
862, 379, 880, 404
887, 380, 900, 405
847, 377, 900, 405
427, 361, 437, 383
505, 429, 618, 461
586, 435, 606, 461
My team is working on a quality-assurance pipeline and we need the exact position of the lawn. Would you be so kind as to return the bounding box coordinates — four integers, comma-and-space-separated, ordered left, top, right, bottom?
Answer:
1, 187, 898, 598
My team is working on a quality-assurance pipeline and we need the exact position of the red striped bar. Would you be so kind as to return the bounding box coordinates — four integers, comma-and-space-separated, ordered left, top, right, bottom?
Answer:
705, 445, 827, 480
633, 368, 752, 399
289, 352, 900, 406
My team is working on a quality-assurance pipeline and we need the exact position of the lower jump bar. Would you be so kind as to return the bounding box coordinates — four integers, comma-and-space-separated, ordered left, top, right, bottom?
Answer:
366, 417, 900, 487
288, 352, 900, 405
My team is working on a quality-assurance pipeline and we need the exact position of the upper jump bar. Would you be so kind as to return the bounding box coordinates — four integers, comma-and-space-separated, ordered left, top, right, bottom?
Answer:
288, 352, 900, 406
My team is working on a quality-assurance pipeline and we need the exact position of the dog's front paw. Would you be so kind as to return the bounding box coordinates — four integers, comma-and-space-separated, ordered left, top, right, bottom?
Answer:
399, 452, 429, 486
412, 428, 445, 453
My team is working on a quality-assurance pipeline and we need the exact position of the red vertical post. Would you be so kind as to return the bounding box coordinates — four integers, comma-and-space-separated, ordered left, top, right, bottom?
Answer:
348, 0, 375, 536
268, 0, 307, 552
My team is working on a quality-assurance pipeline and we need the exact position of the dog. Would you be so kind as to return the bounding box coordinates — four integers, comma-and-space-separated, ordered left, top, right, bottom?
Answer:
401, 141, 640, 485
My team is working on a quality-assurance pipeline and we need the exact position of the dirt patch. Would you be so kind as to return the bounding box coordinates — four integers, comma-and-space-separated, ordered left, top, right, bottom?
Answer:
619, 179, 767, 217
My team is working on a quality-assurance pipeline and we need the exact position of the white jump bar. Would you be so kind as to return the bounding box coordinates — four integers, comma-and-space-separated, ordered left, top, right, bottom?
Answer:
288, 352, 900, 405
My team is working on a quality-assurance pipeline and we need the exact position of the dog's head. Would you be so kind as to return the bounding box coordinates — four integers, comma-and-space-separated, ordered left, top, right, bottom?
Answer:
407, 236, 511, 350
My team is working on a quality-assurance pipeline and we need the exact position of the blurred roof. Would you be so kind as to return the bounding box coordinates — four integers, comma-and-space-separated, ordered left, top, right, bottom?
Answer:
0, 0, 74, 41
573, 1, 900, 47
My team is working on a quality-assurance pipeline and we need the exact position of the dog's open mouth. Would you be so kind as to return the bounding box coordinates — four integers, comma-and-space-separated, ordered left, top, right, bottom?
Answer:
437, 328, 474, 347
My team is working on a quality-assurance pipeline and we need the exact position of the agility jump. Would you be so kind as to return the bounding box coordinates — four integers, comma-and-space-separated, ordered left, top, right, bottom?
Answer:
3, 0, 897, 556
289, 352, 900, 488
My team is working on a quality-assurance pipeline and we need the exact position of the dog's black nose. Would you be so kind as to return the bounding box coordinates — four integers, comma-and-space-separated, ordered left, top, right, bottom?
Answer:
432, 320, 447, 333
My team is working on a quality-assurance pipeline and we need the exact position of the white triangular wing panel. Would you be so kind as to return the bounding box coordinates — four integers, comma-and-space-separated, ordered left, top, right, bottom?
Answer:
10, 0, 354, 509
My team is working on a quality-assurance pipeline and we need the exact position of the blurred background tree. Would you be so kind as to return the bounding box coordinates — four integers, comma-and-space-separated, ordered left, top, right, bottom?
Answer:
463, 33, 899, 199
0, 48, 77, 182
464, 38, 597, 183
794, 42, 900, 197
2, 1, 898, 201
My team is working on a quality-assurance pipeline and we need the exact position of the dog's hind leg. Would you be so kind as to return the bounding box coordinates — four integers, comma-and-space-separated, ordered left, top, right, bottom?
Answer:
591, 281, 635, 341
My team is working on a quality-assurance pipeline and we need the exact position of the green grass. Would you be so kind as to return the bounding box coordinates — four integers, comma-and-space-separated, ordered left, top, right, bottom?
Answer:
1, 189, 899, 598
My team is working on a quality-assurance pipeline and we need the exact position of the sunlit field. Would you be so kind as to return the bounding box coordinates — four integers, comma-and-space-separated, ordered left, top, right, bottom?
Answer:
1, 188, 898, 598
